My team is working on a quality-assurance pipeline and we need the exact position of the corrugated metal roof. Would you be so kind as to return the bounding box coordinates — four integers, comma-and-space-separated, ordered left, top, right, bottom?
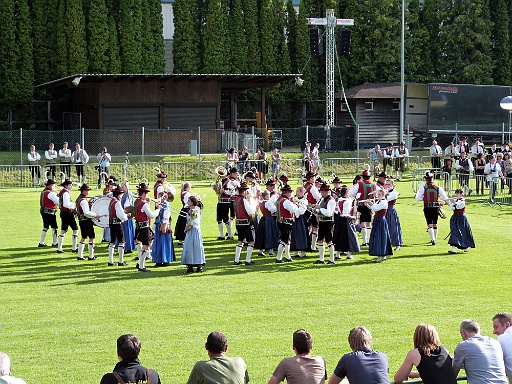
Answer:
336, 82, 402, 99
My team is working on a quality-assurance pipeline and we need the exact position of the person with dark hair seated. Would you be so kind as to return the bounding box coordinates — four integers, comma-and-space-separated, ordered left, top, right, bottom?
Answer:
268, 329, 327, 384
187, 331, 249, 384
100, 334, 160, 384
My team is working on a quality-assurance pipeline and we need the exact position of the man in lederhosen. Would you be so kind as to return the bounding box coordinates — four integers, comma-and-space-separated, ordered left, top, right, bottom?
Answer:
415, 172, 448, 245
215, 170, 235, 240
313, 183, 336, 265
75, 183, 99, 261
349, 170, 376, 246
393, 142, 409, 180
38, 179, 59, 247
45, 143, 58, 180
108, 186, 129, 267
233, 183, 257, 266
59, 142, 72, 179
133, 183, 161, 272
303, 171, 321, 251
57, 179, 79, 254
275, 184, 298, 263
382, 143, 394, 176
72, 142, 89, 184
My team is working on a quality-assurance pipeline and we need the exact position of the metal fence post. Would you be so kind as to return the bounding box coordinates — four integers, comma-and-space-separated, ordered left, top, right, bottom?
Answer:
305, 125, 309, 143
141, 126, 145, 179
20, 128, 23, 165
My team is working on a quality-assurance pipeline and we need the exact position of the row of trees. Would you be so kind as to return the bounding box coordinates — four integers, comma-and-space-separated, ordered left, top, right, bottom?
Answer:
1, 0, 511, 123
0, 0, 164, 114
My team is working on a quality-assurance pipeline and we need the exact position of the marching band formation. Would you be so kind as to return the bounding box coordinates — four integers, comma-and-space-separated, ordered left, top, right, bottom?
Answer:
37, 149, 478, 273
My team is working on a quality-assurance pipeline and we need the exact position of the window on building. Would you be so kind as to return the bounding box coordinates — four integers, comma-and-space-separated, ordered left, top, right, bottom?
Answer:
392, 101, 400, 110
364, 102, 374, 111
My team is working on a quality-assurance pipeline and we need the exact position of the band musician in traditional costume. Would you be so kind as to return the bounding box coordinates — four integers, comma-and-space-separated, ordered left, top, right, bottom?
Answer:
101, 177, 117, 243
331, 176, 343, 200
233, 183, 257, 265
415, 172, 448, 245
133, 183, 161, 272
57, 179, 79, 254
254, 190, 280, 257
368, 189, 393, 263
152, 191, 175, 267
303, 171, 321, 251
349, 170, 376, 247
275, 184, 298, 263
312, 183, 336, 264
384, 179, 403, 251
333, 186, 360, 260
213, 167, 236, 240
75, 183, 99, 261
175, 182, 192, 245
290, 186, 309, 259
119, 181, 136, 253
108, 186, 129, 267
447, 189, 475, 254
38, 179, 59, 247
154, 172, 166, 202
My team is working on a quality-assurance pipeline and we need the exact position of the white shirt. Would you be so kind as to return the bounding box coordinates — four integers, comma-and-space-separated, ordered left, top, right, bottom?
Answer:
97, 152, 111, 166
72, 149, 89, 164
45, 149, 58, 161
383, 148, 394, 159
59, 147, 72, 161
281, 198, 298, 215
471, 144, 485, 157
498, 327, 512, 382
79, 198, 97, 218
0, 375, 27, 384
444, 146, 460, 158
61, 189, 76, 210
318, 196, 336, 217
28, 151, 41, 162
294, 197, 307, 217
430, 145, 442, 156
240, 198, 256, 216
339, 198, 354, 217
141, 201, 160, 219
111, 199, 128, 221
394, 147, 409, 158
387, 190, 399, 202
264, 198, 277, 213
307, 184, 321, 202
449, 198, 465, 211
485, 162, 503, 179
46, 190, 60, 205
371, 199, 388, 213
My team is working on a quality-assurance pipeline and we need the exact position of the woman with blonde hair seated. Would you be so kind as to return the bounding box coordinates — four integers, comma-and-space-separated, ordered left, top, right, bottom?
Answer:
394, 323, 456, 384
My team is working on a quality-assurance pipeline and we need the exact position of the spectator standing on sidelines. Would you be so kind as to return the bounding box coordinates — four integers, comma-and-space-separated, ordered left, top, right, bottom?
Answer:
311, 143, 320, 174
0, 352, 26, 384
484, 155, 504, 203
97, 147, 111, 188
100, 334, 161, 384
453, 319, 507, 384
382, 143, 394, 176
492, 312, 512, 382
455, 151, 474, 193
59, 141, 72, 179
187, 331, 249, 384
268, 329, 327, 384
393, 142, 408, 180
430, 140, 443, 171
28, 144, 41, 186
45, 143, 58, 180
367, 144, 382, 180
72, 142, 89, 184
444, 142, 459, 165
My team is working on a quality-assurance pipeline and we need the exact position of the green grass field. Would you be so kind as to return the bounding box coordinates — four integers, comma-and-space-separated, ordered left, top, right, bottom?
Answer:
1, 183, 511, 383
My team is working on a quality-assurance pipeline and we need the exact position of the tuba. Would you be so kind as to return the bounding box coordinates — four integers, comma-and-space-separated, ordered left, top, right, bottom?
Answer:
213, 166, 227, 195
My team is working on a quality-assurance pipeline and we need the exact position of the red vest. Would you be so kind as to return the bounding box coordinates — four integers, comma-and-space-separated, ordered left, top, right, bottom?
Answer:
276, 195, 293, 220
221, 178, 231, 199
109, 197, 119, 218
134, 198, 148, 223
259, 201, 271, 216
154, 181, 162, 199
423, 184, 439, 204
234, 196, 249, 219
304, 182, 317, 204
58, 189, 71, 211
357, 180, 375, 200
76, 195, 87, 215
388, 199, 397, 206
454, 199, 465, 214
40, 189, 58, 209
374, 207, 387, 217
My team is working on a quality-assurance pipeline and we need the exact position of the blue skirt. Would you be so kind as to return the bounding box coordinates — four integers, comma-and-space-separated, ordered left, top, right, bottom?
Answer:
448, 214, 475, 249
116, 219, 136, 251
254, 216, 280, 249
369, 216, 393, 256
180, 227, 206, 266
290, 216, 309, 251
333, 217, 361, 253
385, 205, 403, 247
152, 229, 175, 263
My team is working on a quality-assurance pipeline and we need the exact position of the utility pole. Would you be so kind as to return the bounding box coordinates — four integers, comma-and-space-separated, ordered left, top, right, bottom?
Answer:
308, 10, 354, 131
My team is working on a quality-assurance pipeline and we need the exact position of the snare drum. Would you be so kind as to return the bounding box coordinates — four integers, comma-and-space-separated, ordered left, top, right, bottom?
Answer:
89, 196, 111, 228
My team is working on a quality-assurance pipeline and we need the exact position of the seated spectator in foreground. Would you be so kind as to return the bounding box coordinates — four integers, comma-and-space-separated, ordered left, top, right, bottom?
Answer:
268, 329, 327, 384
100, 334, 160, 384
492, 312, 512, 382
394, 323, 456, 384
0, 352, 26, 384
328, 326, 389, 384
453, 319, 507, 384
187, 331, 249, 384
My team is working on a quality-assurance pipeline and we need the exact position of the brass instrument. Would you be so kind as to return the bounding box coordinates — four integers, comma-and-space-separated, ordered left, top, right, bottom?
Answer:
212, 166, 227, 195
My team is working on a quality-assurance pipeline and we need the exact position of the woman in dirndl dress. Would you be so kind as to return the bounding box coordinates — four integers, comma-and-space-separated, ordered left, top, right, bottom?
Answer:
333, 187, 360, 260
174, 182, 191, 245
254, 190, 280, 256
152, 192, 175, 266
447, 189, 475, 254
368, 189, 393, 263
181, 195, 206, 273
290, 187, 309, 258
118, 181, 136, 253
384, 180, 403, 251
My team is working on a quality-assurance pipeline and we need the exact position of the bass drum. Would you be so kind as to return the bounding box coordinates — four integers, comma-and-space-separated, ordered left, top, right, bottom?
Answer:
89, 196, 111, 228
